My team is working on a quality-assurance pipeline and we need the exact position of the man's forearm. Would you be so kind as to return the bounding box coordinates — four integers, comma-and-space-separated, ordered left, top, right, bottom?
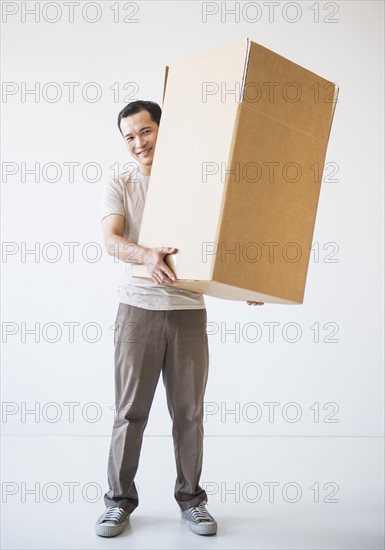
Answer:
106, 235, 148, 265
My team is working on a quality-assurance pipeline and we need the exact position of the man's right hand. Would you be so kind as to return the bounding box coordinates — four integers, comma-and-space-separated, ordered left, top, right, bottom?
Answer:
141, 247, 178, 285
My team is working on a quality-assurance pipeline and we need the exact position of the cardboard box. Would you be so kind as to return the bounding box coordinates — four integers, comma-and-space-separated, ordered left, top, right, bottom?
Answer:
132, 38, 339, 304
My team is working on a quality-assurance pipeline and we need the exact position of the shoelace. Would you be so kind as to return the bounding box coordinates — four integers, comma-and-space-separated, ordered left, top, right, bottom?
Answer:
103, 506, 126, 522
189, 502, 213, 523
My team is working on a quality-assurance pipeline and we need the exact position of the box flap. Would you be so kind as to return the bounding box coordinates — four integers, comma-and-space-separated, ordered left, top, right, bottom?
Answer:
243, 41, 338, 142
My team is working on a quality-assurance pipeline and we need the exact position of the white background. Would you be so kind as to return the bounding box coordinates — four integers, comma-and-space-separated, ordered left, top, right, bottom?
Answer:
1, 1, 384, 549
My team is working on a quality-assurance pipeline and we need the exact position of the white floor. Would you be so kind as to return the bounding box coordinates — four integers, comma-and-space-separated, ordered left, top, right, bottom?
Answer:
1, 435, 384, 549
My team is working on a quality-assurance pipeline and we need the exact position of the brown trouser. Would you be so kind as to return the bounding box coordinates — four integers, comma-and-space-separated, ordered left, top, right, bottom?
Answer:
103, 302, 209, 513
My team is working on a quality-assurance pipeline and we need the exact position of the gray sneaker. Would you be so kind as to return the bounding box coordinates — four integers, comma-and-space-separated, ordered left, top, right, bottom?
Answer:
95, 506, 130, 537
181, 500, 217, 535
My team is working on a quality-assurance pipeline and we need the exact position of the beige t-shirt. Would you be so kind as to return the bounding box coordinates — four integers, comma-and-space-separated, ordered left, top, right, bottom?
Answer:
100, 167, 206, 311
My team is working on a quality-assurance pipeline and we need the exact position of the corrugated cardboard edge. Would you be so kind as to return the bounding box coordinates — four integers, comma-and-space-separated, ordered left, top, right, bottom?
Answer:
240, 37, 251, 100
325, 82, 339, 144
162, 65, 169, 107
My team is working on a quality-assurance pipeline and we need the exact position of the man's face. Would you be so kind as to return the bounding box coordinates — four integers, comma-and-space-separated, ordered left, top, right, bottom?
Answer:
119, 109, 159, 174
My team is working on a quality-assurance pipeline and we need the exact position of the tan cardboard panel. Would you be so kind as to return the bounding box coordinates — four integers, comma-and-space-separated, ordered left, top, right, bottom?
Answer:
134, 39, 249, 280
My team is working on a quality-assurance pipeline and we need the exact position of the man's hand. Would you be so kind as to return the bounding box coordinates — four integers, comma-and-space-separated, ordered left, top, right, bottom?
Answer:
141, 246, 178, 285
246, 301, 264, 306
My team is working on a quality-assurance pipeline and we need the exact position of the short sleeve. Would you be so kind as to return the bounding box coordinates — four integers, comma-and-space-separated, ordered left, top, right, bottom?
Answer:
100, 176, 125, 222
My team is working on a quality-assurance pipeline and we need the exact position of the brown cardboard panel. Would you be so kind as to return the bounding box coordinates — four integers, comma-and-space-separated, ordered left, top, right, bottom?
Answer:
213, 101, 328, 303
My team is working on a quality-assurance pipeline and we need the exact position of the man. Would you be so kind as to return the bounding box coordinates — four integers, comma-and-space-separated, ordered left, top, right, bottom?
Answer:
95, 100, 264, 538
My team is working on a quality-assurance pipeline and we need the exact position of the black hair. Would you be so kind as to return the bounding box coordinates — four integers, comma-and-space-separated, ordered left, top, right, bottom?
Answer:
117, 100, 162, 135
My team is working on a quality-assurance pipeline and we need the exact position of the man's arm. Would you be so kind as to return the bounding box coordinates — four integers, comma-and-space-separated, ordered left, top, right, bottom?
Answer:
101, 213, 177, 285
101, 215, 263, 296
101, 213, 146, 265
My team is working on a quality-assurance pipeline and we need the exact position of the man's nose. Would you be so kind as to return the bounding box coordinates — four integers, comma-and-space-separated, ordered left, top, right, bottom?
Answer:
135, 136, 146, 149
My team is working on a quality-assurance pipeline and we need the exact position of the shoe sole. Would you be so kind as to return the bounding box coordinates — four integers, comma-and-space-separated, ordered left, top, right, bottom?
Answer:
181, 516, 217, 536
95, 518, 130, 537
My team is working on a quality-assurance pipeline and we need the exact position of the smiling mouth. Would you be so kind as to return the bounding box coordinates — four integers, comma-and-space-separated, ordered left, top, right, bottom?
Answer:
138, 148, 152, 155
